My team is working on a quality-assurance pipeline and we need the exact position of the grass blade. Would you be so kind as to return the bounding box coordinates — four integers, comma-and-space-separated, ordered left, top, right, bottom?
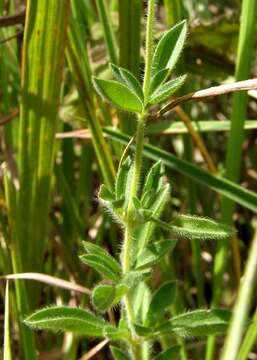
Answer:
147, 119, 257, 135
18, 0, 70, 271
96, 0, 118, 64
237, 308, 257, 360
221, 226, 257, 360
4, 281, 12, 360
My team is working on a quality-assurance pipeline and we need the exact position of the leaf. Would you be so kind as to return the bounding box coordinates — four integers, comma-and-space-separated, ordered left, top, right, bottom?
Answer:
92, 284, 116, 311
24, 306, 106, 337
142, 161, 164, 196
82, 241, 122, 275
154, 345, 181, 360
133, 282, 151, 323
133, 196, 142, 209
115, 157, 133, 200
113, 284, 129, 304
146, 281, 177, 326
156, 309, 231, 337
133, 323, 153, 337
93, 283, 129, 311
111, 63, 144, 102
170, 215, 233, 240
137, 184, 170, 251
149, 68, 169, 95
149, 75, 187, 105
152, 20, 187, 74
79, 254, 120, 282
92, 77, 143, 113
104, 325, 129, 340
104, 127, 257, 214
98, 184, 115, 202
110, 346, 131, 360
122, 270, 150, 289
135, 240, 177, 270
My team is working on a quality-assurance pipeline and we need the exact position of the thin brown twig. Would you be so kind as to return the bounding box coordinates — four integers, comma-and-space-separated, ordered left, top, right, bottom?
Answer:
0, 9, 26, 28
157, 78, 257, 117
0, 30, 23, 44
0, 108, 19, 126
79, 339, 109, 360
0, 272, 91, 295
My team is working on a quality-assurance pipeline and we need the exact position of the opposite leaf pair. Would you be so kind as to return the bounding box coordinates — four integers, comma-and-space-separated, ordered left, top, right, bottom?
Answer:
93, 20, 187, 113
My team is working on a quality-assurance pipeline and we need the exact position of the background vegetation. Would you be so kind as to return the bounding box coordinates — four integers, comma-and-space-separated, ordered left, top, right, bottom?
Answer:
0, 0, 257, 359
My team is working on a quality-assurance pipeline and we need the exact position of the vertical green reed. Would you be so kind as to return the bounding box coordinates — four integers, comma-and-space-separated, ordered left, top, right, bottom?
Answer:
5, 1, 70, 358
237, 308, 257, 360
221, 226, 257, 360
96, 0, 118, 64
206, 0, 257, 358
118, 0, 142, 134
18, 0, 70, 271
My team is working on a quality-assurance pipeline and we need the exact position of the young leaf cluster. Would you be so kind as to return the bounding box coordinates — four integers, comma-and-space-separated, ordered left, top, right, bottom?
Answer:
93, 21, 188, 114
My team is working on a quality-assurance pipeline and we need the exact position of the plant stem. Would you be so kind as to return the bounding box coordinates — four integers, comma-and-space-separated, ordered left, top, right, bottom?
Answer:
221, 225, 257, 360
122, 3, 155, 357
143, 0, 155, 103
122, 114, 145, 359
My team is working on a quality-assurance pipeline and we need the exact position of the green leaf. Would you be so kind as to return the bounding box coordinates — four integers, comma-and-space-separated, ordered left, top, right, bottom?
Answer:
92, 284, 116, 311
113, 284, 129, 304
82, 241, 122, 275
154, 345, 181, 360
110, 346, 131, 360
110, 63, 144, 102
149, 75, 186, 105
122, 270, 150, 289
137, 184, 170, 251
149, 68, 169, 95
152, 20, 187, 74
170, 215, 233, 240
79, 254, 120, 282
156, 309, 231, 337
142, 161, 164, 196
115, 157, 133, 200
133, 282, 151, 323
135, 240, 177, 270
133, 323, 153, 337
98, 184, 115, 202
24, 306, 106, 337
92, 77, 143, 113
133, 196, 142, 209
146, 281, 177, 326
104, 325, 129, 340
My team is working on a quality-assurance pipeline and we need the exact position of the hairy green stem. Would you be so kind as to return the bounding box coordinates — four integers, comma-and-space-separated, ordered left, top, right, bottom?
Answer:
122, 115, 145, 359
122, 2, 155, 358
